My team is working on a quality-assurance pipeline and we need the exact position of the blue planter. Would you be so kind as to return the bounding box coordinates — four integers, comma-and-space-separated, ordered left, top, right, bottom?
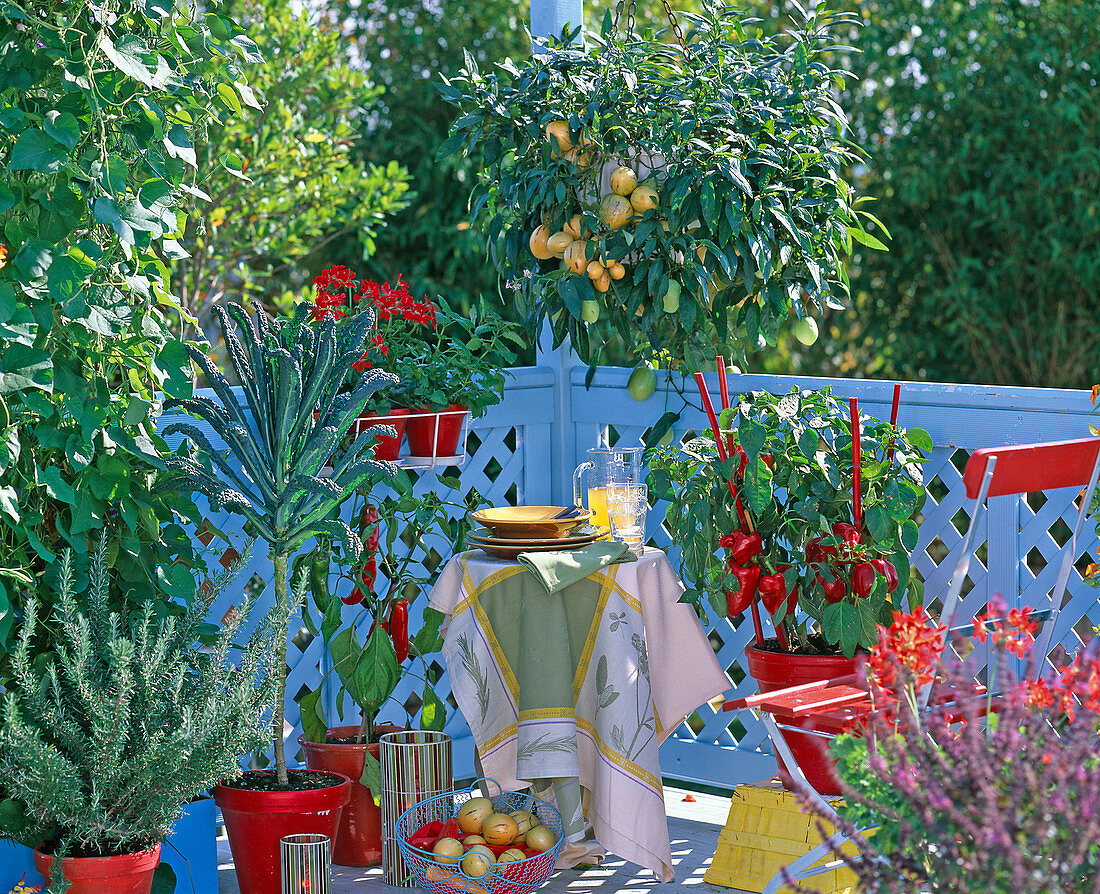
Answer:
0, 799, 216, 894
161, 797, 218, 894
0, 839, 42, 891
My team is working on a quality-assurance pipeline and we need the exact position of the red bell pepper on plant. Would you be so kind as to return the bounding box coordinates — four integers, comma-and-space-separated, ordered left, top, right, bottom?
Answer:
726, 563, 760, 617
721, 530, 764, 565
851, 561, 877, 598
806, 536, 837, 565
870, 557, 899, 593
758, 565, 796, 616
816, 573, 847, 604
390, 598, 410, 662
832, 521, 862, 548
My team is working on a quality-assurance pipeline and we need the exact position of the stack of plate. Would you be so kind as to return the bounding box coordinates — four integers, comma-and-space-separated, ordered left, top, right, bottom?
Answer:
467, 506, 608, 558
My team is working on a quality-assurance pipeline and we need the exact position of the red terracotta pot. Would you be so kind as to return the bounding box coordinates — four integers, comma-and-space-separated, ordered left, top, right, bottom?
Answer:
34, 842, 161, 894
214, 770, 351, 894
299, 724, 404, 867
405, 405, 467, 458
353, 409, 409, 461
744, 644, 859, 796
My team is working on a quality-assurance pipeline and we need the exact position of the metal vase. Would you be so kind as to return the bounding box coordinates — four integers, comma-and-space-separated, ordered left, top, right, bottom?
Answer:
379, 731, 453, 886
280, 833, 330, 894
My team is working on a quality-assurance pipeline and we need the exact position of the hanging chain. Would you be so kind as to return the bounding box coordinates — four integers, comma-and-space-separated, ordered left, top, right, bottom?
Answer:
625, 0, 637, 39
611, 0, 626, 33
660, 0, 692, 61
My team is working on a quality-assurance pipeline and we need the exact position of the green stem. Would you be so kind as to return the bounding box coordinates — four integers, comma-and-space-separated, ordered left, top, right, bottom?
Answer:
273, 550, 290, 786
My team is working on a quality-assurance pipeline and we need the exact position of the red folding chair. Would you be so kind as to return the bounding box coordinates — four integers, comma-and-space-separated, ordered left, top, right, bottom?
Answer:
723, 436, 1100, 894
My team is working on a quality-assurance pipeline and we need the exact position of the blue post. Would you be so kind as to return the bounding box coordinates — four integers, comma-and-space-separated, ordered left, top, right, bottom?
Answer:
530, 0, 584, 51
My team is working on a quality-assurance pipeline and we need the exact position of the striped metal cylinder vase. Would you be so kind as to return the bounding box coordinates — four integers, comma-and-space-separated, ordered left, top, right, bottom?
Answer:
279, 834, 330, 894
379, 731, 453, 886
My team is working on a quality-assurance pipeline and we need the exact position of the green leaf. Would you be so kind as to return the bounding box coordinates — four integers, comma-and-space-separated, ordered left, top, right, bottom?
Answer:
421, 683, 447, 731
13, 241, 53, 279
865, 503, 890, 542
164, 124, 196, 167
43, 110, 81, 150
883, 479, 920, 522
411, 607, 445, 656
360, 749, 383, 803
348, 626, 400, 713
217, 81, 243, 115
906, 577, 925, 611
10, 129, 67, 173
744, 455, 773, 514
0, 344, 52, 393
846, 226, 888, 251
41, 466, 75, 503
48, 255, 91, 302
900, 518, 919, 551
298, 687, 328, 744
796, 427, 818, 460
906, 428, 933, 455
738, 416, 766, 459
0, 184, 15, 214
98, 34, 161, 87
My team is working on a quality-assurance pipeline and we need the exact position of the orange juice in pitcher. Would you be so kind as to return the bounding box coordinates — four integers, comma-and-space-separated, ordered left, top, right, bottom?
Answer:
573, 443, 643, 535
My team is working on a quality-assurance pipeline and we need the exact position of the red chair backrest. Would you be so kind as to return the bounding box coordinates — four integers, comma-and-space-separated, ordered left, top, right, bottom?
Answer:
964, 437, 1100, 499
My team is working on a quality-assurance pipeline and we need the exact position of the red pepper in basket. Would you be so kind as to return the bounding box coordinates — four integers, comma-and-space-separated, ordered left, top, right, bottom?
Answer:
725, 563, 760, 617
870, 556, 899, 593
758, 565, 796, 616
390, 598, 410, 662
438, 818, 461, 841
850, 561, 877, 598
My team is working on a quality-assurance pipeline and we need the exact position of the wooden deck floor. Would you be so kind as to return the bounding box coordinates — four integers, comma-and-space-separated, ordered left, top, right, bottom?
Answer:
217, 786, 754, 893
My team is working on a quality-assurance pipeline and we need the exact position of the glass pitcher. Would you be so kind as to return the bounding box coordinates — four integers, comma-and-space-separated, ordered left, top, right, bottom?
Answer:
573, 445, 644, 531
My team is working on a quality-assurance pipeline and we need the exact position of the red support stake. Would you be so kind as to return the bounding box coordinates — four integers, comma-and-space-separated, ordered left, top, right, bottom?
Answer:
694, 373, 728, 463
886, 383, 902, 464
717, 356, 730, 412
850, 397, 862, 530
749, 602, 765, 647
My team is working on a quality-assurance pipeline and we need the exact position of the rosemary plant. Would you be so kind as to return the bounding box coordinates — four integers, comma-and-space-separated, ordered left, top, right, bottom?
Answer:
149, 303, 397, 785
0, 537, 283, 887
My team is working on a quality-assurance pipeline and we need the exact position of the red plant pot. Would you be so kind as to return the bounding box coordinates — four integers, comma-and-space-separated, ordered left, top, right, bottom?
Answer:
34, 842, 161, 894
744, 644, 860, 796
299, 725, 403, 867
353, 409, 409, 461
214, 770, 351, 894
405, 405, 467, 458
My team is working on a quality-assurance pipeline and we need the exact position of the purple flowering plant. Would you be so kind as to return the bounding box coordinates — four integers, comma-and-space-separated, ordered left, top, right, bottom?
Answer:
792, 603, 1100, 894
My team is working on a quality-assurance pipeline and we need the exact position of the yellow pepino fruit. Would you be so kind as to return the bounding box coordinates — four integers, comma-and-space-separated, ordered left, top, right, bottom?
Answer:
545, 120, 572, 158
610, 166, 639, 197
546, 231, 573, 258
529, 225, 553, 260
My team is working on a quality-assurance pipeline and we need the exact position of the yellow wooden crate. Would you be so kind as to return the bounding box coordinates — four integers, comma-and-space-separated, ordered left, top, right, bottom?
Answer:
704, 778, 860, 893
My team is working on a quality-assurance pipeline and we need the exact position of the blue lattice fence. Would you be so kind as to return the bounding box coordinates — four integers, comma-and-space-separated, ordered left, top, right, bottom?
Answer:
165, 359, 1099, 789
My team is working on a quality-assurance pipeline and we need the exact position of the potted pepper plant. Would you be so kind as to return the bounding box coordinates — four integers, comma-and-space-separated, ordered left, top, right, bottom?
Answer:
438, 4, 878, 370
295, 481, 483, 866
0, 539, 282, 894
143, 301, 399, 894
648, 385, 932, 793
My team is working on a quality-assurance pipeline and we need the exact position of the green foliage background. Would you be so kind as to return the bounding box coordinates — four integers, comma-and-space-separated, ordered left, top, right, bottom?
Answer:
794, 0, 1100, 388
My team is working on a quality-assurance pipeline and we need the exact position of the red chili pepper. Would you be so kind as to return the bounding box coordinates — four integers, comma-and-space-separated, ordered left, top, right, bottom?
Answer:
816, 573, 847, 604
729, 531, 763, 564
805, 536, 834, 565
360, 558, 377, 594
758, 565, 796, 616
870, 557, 899, 593
832, 522, 862, 548
359, 503, 380, 553
733, 444, 749, 478
850, 561, 876, 598
390, 598, 409, 663
341, 586, 366, 606
725, 563, 760, 617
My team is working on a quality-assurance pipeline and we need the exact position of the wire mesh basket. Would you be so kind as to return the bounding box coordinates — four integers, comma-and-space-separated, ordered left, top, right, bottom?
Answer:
395, 779, 564, 894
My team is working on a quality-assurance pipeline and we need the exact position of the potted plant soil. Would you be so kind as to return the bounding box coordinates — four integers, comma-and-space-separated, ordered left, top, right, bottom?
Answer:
148, 302, 399, 894
649, 383, 933, 793
0, 541, 282, 894
296, 487, 480, 866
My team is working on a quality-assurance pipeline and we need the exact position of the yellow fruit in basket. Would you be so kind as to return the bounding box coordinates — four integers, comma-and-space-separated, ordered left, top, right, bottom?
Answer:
608, 260, 627, 281
462, 834, 487, 847
426, 865, 488, 893
525, 824, 557, 853
546, 120, 572, 157
564, 239, 591, 275
498, 848, 527, 863
610, 165, 639, 197
599, 194, 632, 230
461, 850, 493, 878
432, 837, 464, 864
630, 184, 659, 213
457, 797, 495, 834
509, 810, 535, 837
482, 812, 520, 846
564, 214, 587, 240
467, 844, 496, 860
529, 225, 553, 260
547, 231, 572, 258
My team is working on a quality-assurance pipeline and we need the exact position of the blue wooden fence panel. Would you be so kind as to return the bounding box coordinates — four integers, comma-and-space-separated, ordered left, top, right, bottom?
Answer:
169, 361, 1099, 789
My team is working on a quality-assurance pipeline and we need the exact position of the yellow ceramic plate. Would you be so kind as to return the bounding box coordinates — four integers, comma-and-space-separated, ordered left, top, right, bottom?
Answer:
470, 506, 593, 539
469, 537, 602, 559
467, 526, 610, 547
